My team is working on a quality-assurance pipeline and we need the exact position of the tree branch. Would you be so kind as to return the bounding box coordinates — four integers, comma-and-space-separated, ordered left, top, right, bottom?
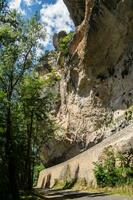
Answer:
13, 45, 33, 88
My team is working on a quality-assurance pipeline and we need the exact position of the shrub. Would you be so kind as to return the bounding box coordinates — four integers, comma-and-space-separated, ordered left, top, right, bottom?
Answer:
58, 32, 73, 56
33, 163, 45, 186
94, 148, 133, 187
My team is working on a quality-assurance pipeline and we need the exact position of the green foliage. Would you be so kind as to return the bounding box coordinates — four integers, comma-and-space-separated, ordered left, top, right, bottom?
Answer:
0, 4, 58, 199
94, 149, 133, 187
33, 164, 45, 186
125, 106, 133, 121
58, 32, 73, 56
63, 179, 76, 189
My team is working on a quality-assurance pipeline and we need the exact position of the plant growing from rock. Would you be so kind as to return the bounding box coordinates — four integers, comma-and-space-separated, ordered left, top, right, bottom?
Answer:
58, 32, 73, 56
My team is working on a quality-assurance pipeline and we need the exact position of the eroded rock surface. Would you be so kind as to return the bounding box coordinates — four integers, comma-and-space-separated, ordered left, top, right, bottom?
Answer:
56, 0, 133, 154
63, 0, 85, 26
41, 0, 133, 166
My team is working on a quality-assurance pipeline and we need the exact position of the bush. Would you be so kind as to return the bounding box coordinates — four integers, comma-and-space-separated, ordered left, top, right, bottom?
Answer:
94, 148, 133, 187
58, 32, 73, 56
33, 163, 45, 186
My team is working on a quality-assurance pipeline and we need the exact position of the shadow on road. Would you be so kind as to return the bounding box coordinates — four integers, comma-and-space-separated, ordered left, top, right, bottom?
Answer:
34, 188, 110, 199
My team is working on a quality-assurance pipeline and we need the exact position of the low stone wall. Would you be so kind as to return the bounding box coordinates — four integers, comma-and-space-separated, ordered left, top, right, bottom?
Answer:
37, 124, 133, 189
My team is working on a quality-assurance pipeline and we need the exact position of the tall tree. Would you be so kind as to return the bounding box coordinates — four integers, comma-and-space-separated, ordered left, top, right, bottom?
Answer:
19, 72, 59, 190
0, 5, 47, 199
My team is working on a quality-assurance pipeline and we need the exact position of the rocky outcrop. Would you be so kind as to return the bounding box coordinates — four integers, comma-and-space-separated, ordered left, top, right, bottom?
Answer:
40, 138, 85, 167
40, 0, 133, 166
63, 0, 85, 26
56, 0, 133, 147
37, 124, 133, 188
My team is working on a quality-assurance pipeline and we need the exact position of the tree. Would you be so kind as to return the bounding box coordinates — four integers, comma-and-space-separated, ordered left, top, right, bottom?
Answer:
18, 71, 59, 190
0, 5, 49, 199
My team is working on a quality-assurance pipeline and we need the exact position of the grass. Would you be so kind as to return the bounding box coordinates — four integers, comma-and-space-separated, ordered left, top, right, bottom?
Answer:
97, 185, 133, 196
70, 178, 133, 197
52, 177, 133, 197
52, 180, 67, 189
20, 191, 42, 200
20, 195, 39, 200
52, 179, 76, 190
73, 183, 133, 197
20, 183, 133, 199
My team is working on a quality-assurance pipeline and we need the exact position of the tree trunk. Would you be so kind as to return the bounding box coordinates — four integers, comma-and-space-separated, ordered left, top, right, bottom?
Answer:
5, 106, 19, 200
25, 111, 34, 191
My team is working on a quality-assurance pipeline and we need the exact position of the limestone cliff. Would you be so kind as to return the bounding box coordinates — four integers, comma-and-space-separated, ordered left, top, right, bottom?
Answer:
41, 0, 133, 166
37, 0, 133, 188
58, 0, 133, 146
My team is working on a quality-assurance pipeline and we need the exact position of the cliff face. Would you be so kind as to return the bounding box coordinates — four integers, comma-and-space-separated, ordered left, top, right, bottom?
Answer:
38, 0, 133, 188
41, 0, 133, 166
57, 0, 133, 142
63, 0, 85, 26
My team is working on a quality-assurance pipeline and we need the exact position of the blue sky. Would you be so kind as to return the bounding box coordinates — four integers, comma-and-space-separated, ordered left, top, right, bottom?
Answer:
8, 0, 74, 50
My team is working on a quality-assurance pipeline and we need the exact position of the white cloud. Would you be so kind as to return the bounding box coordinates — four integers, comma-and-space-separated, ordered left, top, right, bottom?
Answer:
23, 0, 41, 6
23, 0, 33, 6
9, 0, 74, 50
9, 0, 25, 14
36, 0, 41, 5
9, 0, 21, 10
40, 0, 74, 48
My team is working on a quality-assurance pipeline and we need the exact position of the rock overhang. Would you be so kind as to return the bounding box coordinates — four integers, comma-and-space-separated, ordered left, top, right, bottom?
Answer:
63, 0, 86, 26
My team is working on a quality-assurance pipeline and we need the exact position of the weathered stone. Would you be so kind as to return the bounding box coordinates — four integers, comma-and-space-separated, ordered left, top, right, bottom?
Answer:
63, 0, 85, 26
56, 0, 133, 147
40, 0, 133, 168
37, 124, 133, 188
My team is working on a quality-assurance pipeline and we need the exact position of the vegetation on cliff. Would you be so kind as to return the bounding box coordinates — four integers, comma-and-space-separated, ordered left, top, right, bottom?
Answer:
58, 32, 73, 56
